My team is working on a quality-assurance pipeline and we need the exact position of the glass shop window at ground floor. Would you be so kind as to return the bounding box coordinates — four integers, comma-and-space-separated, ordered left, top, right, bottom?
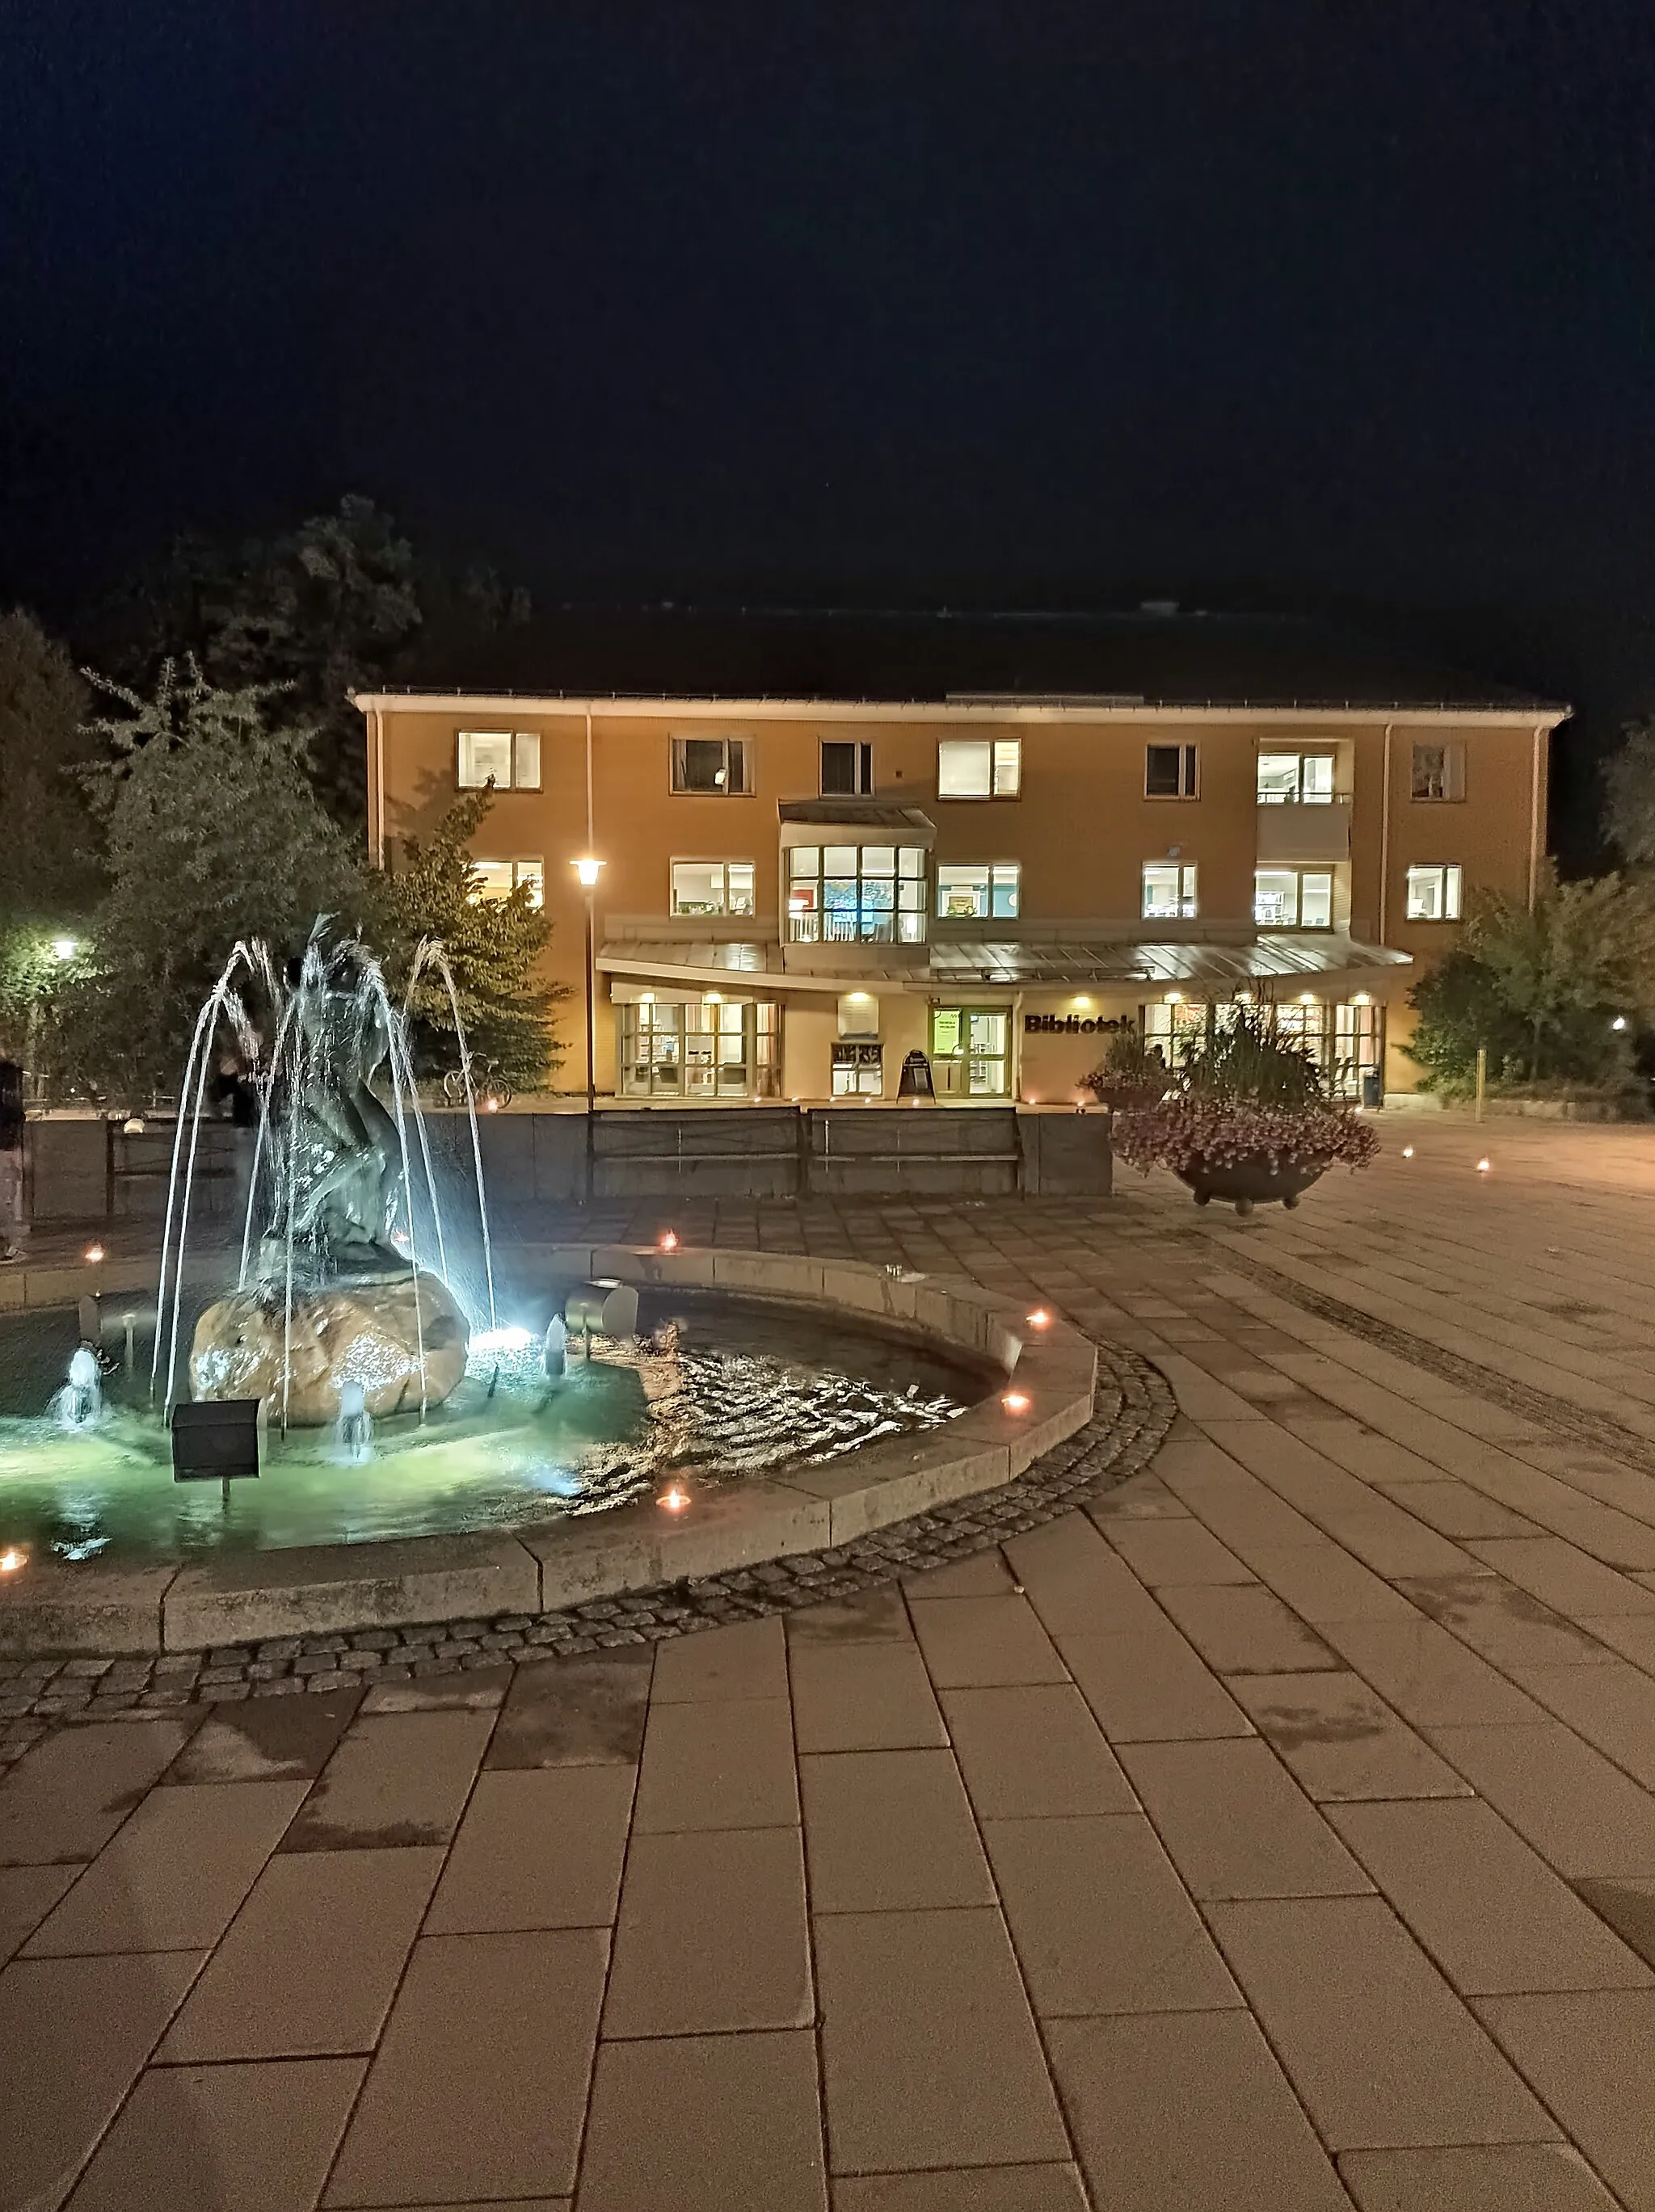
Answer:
618, 1001, 781, 1098
929, 1007, 1012, 1096
1142, 999, 1384, 1100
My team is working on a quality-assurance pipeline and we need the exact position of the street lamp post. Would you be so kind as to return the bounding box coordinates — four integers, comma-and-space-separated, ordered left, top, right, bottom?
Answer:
573, 857, 604, 1199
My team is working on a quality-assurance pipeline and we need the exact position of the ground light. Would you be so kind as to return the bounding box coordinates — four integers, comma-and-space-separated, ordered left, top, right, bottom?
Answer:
1025, 1309, 1051, 1328
1401, 1146, 1414, 1159
1477, 1158, 1492, 1173
84, 1244, 104, 1264
1003, 1390, 1030, 1414
0, 1548, 25, 1573
659, 1230, 679, 1252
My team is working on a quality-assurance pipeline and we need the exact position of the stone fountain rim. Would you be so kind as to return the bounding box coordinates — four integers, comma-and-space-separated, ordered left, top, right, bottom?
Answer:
0, 1243, 1099, 1656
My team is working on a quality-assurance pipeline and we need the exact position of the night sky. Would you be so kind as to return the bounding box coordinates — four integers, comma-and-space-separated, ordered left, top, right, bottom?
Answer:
3, 3, 1654, 856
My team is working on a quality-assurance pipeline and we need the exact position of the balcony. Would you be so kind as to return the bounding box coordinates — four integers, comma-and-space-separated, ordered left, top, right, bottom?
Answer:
1256, 798, 1351, 865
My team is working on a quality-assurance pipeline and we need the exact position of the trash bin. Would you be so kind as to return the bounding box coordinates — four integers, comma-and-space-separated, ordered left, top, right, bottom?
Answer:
1361, 1071, 1382, 1109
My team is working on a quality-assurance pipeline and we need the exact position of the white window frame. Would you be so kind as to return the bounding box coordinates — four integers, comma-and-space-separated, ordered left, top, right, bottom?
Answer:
1411, 741, 1466, 801
1405, 863, 1463, 921
1253, 867, 1335, 929
1142, 862, 1198, 920
469, 858, 545, 906
819, 739, 874, 797
1257, 751, 1337, 805
669, 859, 756, 916
1145, 742, 1198, 798
937, 737, 1021, 799
671, 734, 752, 796
935, 861, 1021, 920
458, 730, 544, 791
786, 843, 928, 944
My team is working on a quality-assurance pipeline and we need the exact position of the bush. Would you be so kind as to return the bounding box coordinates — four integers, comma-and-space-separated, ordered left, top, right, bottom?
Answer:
1111, 1095, 1379, 1177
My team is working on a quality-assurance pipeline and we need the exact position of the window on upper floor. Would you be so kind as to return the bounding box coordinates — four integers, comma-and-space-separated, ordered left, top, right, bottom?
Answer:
787, 843, 928, 943
1412, 742, 1466, 801
937, 738, 1021, 798
670, 860, 756, 916
820, 740, 874, 797
469, 858, 545, 906
1145, 743, 1198, 798
458, 730, 541, 790
1406, 864, 1463, 921
1143, 862, 1198, 920
672, 734, 752, 794
1254, 868, 1334, 928
1257, 751, 1335, 805
936, 862, 1021, 920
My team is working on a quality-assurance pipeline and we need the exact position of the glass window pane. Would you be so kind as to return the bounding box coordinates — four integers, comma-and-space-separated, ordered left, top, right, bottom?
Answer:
1257, 754, 1299, 804
470, 860, 516, 902
726, 863, 756, 914
992, 739, 1021, 795
725, 739, 750, 794
898, 880, 926, 912
1145, 744, 1182, 797
1412, 745, 1447, 800
860, 845, 896, 876
676, 737, 727, 792
1405, 865, 1447, 919
897, 910, 924, 942
1301, 754, 1335, 801
991, 868, 1020, 919
937, 741, 991, 797
515, 860, 545, 906
1444, 864, 1463, 919
898, 845, 926, 877
937, 864, 988, 918
1142, 864, 1179, 919
789, 845, 819, 877
932, 1008, 962, 1056
512, 731, 541, 789
823, 845, 857, 876
820, 741, 858, 795
459, 731, 513, 788
1300, 872, 1333, 927
1178, 866, 1198, 917
672, 861, 726, 913
1254, 869, 1298, 926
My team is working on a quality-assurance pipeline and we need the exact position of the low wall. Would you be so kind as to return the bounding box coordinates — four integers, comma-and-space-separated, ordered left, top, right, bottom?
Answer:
25, 1105, 1112, 1218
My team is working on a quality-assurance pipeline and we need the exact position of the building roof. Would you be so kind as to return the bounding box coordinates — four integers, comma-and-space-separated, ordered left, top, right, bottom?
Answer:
777, 800, 936, 833
384, 603, 1568, 716
596, 934, 1412, 995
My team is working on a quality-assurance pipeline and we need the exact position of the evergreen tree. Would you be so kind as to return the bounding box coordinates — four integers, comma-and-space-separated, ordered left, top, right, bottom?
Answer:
61, 660, 367, 1104
377, 789, 567, 1092
1602, 717, 1655, 869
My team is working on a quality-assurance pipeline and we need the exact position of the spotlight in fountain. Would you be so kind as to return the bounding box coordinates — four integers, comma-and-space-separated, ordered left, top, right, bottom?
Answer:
53, 1347, 103, 1432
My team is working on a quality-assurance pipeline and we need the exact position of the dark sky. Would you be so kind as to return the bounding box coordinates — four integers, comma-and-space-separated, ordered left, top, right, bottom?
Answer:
3, 2, 1654, 850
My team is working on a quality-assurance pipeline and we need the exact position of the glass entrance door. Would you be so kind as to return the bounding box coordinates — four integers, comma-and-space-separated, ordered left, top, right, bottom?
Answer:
930, 1007, 1011, 1096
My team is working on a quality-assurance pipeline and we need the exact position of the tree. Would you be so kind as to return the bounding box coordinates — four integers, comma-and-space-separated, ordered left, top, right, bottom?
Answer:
376, 789, 567, 1092
1602, 717, 1655, 868
59, 661, 368, 1104
0, 611, 100, 1062
88, 495, 531, 825
1408, 867, 1655, 1091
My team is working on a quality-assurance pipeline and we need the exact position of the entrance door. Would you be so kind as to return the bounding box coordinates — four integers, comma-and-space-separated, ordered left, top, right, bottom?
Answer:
930, 1007, 1011, 1096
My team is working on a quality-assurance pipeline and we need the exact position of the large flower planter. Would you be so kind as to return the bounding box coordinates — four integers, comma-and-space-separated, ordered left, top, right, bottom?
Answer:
1176, 1154, 1328, 1215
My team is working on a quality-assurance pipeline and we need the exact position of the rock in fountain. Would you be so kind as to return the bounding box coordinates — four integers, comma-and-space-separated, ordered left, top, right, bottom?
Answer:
187, 940, 473, 1425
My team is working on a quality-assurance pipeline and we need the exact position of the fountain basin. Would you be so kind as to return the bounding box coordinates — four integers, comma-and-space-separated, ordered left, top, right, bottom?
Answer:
0, 1246, 1098, 1653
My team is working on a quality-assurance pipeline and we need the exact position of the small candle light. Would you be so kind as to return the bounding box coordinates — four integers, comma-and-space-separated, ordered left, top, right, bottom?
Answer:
1025, 1310, 1051, 1329
1476, 1158, 1492, 1173
658, 1482, 692, 1514
1002, 1390, 1030, 1415
84, 1243, 104, 1264
0, 1548, 25, 1574
484, 1096, 500, 1113
1401, 1146, 1414, 1159
659, 1230, 679, 1252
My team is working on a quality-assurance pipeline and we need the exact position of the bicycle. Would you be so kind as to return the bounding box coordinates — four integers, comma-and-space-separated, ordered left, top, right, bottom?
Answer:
442, 1060, 515, 1110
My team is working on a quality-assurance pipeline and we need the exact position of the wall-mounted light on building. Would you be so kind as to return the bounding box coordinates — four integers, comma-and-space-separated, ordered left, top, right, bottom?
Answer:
1351, 992, 1371, 1007
1299, 992, 1318, 1007
1233, 990, 1253, 1005
573, 856, 604, 888
639, 990, 655, 1007
704, 991, 722, 1007
1613, 1016, 1629, 1032
1165, 991, 1182, 1006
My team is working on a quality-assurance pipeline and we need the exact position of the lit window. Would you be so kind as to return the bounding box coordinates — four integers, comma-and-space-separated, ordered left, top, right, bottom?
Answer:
1257, 752, 1336, 804
832, 1042, 884, 1095
1254, 868, 1334, 927
1142, 862, 1198, 920
937, 738, 1021, 798
1411, 742, 1465, 801
1406, 864, 1463, 920
820, 741, 873, 796
929, 1007, 1011, 1095
787, 843, 927, 943
469, 858, 545, 906
672, 735, 752, 794
457, 731, 541, 791
936, 862, 1021, 919
670, 860, 756, 915
1145, 744, 1198, 797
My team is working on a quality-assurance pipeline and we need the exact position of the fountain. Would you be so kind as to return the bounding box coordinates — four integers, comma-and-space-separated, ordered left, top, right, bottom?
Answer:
174, 932, 481, 1427
53, 1346, 103, 1432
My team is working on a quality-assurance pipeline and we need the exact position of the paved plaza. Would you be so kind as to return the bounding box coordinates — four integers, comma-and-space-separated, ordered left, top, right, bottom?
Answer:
8, 1113, 1655, 2208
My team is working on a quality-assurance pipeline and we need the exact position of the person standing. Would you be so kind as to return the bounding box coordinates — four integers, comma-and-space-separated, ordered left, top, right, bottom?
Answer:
0, 1060, 27, 1264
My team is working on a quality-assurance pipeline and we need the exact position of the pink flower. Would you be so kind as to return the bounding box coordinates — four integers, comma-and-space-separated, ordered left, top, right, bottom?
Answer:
1111, 1098, 1379, 1177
